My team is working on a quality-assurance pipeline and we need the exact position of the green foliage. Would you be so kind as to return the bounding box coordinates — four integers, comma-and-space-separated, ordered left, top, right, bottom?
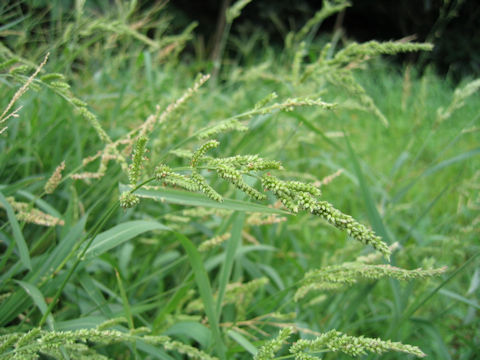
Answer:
1, 1, 478, 360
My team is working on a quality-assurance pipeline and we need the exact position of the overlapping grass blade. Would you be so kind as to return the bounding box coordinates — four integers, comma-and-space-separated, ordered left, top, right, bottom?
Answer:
84, 220, 169, 259
0, 191, 31, 270
121, 184, 288, 214
175, 232, 226, 359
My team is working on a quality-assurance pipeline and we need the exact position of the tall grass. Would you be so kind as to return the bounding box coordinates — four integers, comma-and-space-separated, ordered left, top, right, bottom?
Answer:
0, 1, 479, 359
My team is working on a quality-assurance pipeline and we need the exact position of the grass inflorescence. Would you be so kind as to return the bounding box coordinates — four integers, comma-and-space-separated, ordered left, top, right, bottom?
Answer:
0, 1, 478, 359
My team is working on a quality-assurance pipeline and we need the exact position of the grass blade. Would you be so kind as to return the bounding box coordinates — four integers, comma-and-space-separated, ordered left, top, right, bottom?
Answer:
0, 191, 31, 270
85, 220, 169, 259
216, 212, 245, 315
175, 232, 226, 359
115, 268, 135, 332
120, 184, 288, 214
393, 147, 480, 203
15, 280, 54, 330
227, 329, 258, 356
404, 251, 480, 320
439, 289, 480, 310
344, 134, 391, 242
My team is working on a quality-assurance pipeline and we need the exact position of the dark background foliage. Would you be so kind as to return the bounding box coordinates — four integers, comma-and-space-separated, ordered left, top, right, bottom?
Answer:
3, 0, 479, 79
170, 0, 479, 80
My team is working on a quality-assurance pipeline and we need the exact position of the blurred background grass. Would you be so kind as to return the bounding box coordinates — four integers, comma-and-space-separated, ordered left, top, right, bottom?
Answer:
0, 1, 478, 359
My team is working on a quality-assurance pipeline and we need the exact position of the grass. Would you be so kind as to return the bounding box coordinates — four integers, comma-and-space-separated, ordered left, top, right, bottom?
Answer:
0, 1, 479, 359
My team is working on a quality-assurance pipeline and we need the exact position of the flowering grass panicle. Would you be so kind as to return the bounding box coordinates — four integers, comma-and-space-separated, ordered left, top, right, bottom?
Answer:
290, 330, 426, 358
44, 161, 66, 194
4, 197, 64, 226
0, 53, 49, 135
119, 192, 140, 209
0, 327, 215, 360
295, 263, 447, 301
198, 233, 231, 252
311, 200, 391, 258
254, 327, 293, 360
128, 136, 148, 185
191, 170, 223, 202
196, 118, 248, 139
191, 140, 220, 167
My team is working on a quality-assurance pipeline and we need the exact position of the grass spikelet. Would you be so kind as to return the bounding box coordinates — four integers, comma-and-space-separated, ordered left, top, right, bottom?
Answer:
215, 164, 266, 200
254, 327, 293, 360
209, 155, 282, 171
437, 78, 480, 123
142, 73, 210, 134
292, 41, 306, 83
0, 58, 19, 71
163, 339, 218, 360
290, 329, 426, 358
119, 192, 140, 209
295, 263, 447, 300
198, 233, 231, 252
286, 181, 321, 197
191, 140, 219, 167
311, 200, 390, 259
249, 97, 336, 116
70, 172, 104, 180
2, 328, 172, 359
44, 161, 66, 194
261, 175, 299, 213
356, 242, 400, 263
128, 136, 148, 185
315, 169, 343, 187
191, 170, 223, 202
329, 41, 433, 67
169, 149, 194, 158
328, 70, 389, 126
0, 53, 49, 134
75, 106, 112, 144
295, 0, 351, 43
196, 119, 248, 139
227, 0, 253, 23
39, 73, 66, 82
4, 197, 64, 226
254, 92, 278, 110
96, 317, 128, 330
246, 213, 287, 226
155, 164, 200, 191
14, 327, 42, 349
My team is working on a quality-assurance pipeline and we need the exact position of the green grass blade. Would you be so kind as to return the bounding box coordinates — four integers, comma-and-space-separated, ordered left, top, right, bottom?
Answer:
344, 134, 391, 242
120, 184, 288, 214
393, 147, 480, 203
85, 220, 169, 259
227, 329, 258, 356
78, 270, 113, 318
153, 275, 193, 331
15, 280, 54, 330
165, 321, 211, 349
404, 251, 480, 320
175, 232, 226, 359
0, 191, 31, 270
439, 289, 480, 310
115, 268, 135, 331
41, 215, 88, 280
422, 147, 480, 177
216, 212, 245, 315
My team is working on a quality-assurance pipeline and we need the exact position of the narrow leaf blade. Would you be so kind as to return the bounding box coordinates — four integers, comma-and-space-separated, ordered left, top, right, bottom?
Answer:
85, 220, 169, 259
0, 191, 31, 270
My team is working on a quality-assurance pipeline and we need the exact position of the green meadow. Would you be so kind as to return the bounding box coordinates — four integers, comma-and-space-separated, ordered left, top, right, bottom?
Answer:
0, 1, 478, 359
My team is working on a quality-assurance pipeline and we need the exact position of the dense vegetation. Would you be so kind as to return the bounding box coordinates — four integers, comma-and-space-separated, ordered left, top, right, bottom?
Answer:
0, 1, 478, 359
